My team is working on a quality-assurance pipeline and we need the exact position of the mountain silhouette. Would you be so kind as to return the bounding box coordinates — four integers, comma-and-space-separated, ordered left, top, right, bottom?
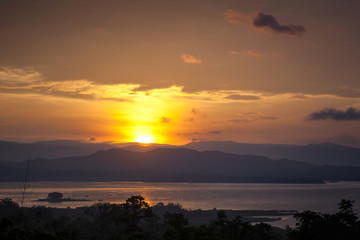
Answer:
2, 139, 360, 168
0, 140, 115, 162
184, 141, 360, 166
2, 148, 360, 183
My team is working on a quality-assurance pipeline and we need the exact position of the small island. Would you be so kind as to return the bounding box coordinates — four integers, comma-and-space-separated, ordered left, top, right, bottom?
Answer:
37, 192, 89, 202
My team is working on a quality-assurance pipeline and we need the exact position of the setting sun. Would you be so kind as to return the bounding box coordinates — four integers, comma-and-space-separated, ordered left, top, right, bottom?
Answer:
136, 135, 153, 144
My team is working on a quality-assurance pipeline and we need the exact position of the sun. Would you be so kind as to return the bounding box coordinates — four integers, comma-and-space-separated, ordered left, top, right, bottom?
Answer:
136, 135, 153, 144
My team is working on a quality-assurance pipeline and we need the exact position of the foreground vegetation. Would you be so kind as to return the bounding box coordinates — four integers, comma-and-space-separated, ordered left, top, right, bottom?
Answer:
0, 196, 359, 240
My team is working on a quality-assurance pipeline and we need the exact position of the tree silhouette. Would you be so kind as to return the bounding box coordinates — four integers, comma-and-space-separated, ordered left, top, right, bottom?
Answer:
289, 199, 360, 240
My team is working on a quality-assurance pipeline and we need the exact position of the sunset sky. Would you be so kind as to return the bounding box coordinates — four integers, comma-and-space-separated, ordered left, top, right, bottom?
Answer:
1, 0, 360, 145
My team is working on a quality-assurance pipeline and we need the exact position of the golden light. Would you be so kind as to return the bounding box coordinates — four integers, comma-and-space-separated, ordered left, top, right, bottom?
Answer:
109, 86, 192, 144
136, 135, 153, 144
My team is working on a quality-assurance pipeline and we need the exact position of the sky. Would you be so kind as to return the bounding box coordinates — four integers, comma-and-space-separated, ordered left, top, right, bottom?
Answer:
0, 0, 360, 145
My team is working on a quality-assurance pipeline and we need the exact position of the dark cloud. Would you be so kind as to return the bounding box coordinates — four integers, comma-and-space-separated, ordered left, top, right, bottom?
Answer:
252, 12, 306, 36
228, 119, 248, 124
260, 116, 279, 120
183, 117, 194, 122
243, 112, 258, 115
308, 107, 360, 121
224, 94, 261, 100
191, 108, 200, 114
208, 130, 222, 134
291, 94, 308, 100
228, 115, 278, 123
88, 137, 96, 142
177, 131, 200, 136
160, 117, 171, 123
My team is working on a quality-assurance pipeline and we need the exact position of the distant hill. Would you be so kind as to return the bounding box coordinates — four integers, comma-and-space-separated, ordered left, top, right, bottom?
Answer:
0, 140, 116, 162
183, 141, 360, 166
323, 133, 360, 148
2, 148, 360, 183
114, 142, 177, 152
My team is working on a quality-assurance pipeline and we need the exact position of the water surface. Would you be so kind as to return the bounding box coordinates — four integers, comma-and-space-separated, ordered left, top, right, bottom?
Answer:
1, 181, 359, 213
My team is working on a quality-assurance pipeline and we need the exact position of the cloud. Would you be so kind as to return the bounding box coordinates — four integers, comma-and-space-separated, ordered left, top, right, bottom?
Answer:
307, 107, 360, 121
224, 94, 261, 100
0, 66, 133, 102
227, 50, 242, 55
229, 50, 264, 57
291, 94, 308, 100
181, 54, 202, 64
93, 27, 107, 34
228, 114, 279, 124
88, 137, 96, 142
0, 66, 42, 85
183, 117, 194, 122
243, 112, 258, 115
252, 12, 306, 36
260, 116, 279, 120
224, 10, 305, 37
191, 108, 200, 114
246, 49, 263, 57
160, 116, 171, 123
208, 130, 222, 134
224, 9, 249, 25
228, 119, 248, 124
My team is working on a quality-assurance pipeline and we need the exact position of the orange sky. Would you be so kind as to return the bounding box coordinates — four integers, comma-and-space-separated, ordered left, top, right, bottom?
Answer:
0, 0, 360, 145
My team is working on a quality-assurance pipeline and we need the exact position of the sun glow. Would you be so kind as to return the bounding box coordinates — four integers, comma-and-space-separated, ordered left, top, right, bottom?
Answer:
136, 135, 153, 144
109, 86, 192, 144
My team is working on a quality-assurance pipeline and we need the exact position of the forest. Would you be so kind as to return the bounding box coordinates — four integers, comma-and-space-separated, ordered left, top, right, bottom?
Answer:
0, 196, 359, 240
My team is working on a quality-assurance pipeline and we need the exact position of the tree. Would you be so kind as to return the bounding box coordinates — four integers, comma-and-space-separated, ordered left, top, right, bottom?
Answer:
17, 159, 35, 207
289, 199, 360, 240
47, 192, 63, 202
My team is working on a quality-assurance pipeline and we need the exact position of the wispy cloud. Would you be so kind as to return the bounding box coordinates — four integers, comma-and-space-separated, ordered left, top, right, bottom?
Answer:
246, 49, 263, 57
93, 27, 107, 34
307, 107, 360, 121
160, 116, 171, 123
208, 130, 222, 134
0, 66, 133, 101
228, 113, 279, 124
260, 116, 279, 120
0, 66, 42, 84
191, 108, 200, 114
181, 54, 202, 64
227, 50, 242, 55
224, 9, 250, 25
224, 94, 261, 100
228, 50, 281, 58
228, 119, 248, 124
2, 66, 350, 106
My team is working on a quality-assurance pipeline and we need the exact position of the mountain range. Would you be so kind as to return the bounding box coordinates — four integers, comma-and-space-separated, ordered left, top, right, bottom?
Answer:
1, 139, 360, 183
184, 141, 360, 166
0, 140, 115, 162
1, 147, 360, 183
2, 139, 360, 167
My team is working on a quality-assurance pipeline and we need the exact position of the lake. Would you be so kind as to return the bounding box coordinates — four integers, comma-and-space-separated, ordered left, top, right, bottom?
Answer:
1, 181, 360, 227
